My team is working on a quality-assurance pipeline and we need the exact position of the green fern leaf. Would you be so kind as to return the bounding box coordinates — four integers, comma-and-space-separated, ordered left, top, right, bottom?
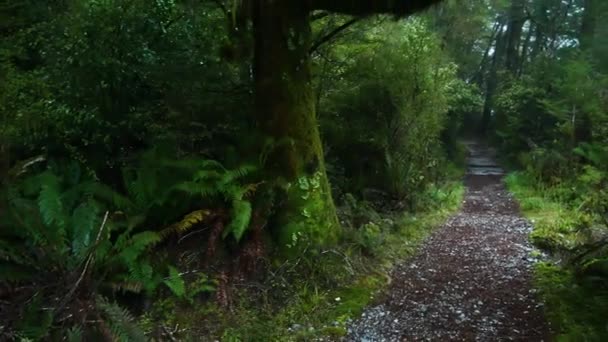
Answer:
164, 265, 186, 298
66, 326, 83, 342
108, 280, 144, 294
159, 209, 211, 241
96, 296, 146, 342
70, 202, 99, 260
84, 182, 134, 211
17, 295, 53, 340
118, 231, 161, 265
37, 172, 66, 230
223, 199, 252, 242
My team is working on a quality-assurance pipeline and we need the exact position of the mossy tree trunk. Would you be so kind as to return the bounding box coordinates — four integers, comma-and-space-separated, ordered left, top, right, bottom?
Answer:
250, 0, 443, 249
252, 1, 339, 248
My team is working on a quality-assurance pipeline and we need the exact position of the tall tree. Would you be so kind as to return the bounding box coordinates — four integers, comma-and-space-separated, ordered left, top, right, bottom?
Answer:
504, 0, 526, 74
249, 0, 443, 245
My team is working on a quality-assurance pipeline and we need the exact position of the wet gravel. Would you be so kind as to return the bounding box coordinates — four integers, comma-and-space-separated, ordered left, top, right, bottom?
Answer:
346, 144, 551, 341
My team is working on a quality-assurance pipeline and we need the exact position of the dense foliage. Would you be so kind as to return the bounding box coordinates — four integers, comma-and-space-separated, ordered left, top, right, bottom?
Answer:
1, 0, 606, 340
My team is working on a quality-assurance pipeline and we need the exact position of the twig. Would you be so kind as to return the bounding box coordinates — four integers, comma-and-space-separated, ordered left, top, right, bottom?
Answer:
178, 227, 210, 244
310, 17, 363, 54
57, 211, 109, 313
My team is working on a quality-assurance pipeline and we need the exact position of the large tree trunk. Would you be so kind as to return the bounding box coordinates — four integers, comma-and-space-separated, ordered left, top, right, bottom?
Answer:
253, 1, 339, 248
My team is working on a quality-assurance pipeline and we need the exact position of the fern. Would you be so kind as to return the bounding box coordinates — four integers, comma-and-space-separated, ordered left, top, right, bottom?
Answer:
159, 209, 211, 240
224, 199, 252, 242
173, 162, 258, 242
96, 296, 147, 342
66, 326, 83, 342
108, 280, 144, 294
116, 231, 161, 265
37, 172, 66, 229
163, 265, 186, 298
16, 295, 53, 340
70, 202, 99, 262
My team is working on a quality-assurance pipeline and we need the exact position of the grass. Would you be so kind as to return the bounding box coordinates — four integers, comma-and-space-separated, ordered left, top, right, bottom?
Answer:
145, 180, 465, 341
506, 172, 608, 341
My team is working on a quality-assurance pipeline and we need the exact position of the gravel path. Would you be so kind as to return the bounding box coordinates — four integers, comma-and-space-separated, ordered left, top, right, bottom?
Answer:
346, 142, 551, 341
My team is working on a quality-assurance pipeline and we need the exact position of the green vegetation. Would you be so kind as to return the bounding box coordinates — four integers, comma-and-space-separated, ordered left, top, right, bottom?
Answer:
508, 173, 608, 341
1, 0, 607, 340
152, 180, 464, 341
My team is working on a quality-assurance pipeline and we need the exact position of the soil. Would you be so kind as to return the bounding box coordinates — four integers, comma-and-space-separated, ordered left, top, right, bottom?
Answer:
346, 142, 552, 341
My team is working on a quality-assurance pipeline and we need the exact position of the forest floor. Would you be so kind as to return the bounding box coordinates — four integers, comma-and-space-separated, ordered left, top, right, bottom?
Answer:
346, 142, 552, 341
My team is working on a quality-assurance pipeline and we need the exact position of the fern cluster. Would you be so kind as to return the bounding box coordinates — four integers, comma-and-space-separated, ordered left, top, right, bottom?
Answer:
0, 150, 261, 339
0, 162, 160, 340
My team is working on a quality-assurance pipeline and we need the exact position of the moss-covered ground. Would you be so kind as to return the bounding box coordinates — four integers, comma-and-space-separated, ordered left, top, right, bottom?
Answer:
506, 172, 608, 341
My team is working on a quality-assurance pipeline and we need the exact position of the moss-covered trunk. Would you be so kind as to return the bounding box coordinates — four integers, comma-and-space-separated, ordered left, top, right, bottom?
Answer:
253, 1, 339, 248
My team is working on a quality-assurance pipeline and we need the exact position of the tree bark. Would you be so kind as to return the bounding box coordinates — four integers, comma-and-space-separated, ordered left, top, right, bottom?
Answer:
504, 0, 525, 74
251, 0, 443, 249
253, 0, 339, 248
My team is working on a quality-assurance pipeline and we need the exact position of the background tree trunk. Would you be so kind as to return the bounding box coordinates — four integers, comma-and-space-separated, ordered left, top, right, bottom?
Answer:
504, 0, 525, 74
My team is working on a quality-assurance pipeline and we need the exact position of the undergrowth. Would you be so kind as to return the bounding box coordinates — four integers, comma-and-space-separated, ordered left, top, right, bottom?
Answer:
507, 172, 608, 341
145, 180, 465, 341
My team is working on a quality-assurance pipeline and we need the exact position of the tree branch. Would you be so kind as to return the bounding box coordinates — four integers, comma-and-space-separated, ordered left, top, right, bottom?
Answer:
309, 17, 362, 54
309, 0, 444, 16
310, 11, 330, 21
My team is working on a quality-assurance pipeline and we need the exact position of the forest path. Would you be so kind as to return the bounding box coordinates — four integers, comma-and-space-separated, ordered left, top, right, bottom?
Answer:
346, 141, 551, 341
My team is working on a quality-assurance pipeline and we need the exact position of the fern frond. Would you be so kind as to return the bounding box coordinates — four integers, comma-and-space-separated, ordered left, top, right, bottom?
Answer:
108, 280, 144, 294
173, 182, 221, 198
16, 295, 53, 340
241, 182, 262, 199
37, 172, 67, 231
163, 266, 186, 298
117, 231, 161, 264
219, 165, 256, 186
193, 169, 225, 181
66, 326, 83, 342
70, 202, 100, 261
223, 199, 252, 242
84, 182, 134, 211
159, 209, 211, 241
96, 296, 146, 342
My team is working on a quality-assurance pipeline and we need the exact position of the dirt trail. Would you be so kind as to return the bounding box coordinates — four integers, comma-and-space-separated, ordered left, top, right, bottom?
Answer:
346, 142, 551, 341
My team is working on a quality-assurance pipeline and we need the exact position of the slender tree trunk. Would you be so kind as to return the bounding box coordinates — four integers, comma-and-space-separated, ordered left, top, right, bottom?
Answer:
480, 20, 506, 134
471, 21, 501, 86
253, 0, 339, 248
504, 0, 525, 74
519, 20, 533, 76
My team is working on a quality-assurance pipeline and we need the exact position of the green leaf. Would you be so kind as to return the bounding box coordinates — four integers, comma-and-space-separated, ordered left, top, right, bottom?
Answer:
223, 199, 252, 242
70, 202, 99, 260
164, 265, 186, 298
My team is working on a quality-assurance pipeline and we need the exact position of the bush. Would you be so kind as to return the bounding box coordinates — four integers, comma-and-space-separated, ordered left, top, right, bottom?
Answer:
318, 18, 462, 206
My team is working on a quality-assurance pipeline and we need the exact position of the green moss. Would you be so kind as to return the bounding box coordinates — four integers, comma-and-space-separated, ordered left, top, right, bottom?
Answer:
277, 170, 340, 254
